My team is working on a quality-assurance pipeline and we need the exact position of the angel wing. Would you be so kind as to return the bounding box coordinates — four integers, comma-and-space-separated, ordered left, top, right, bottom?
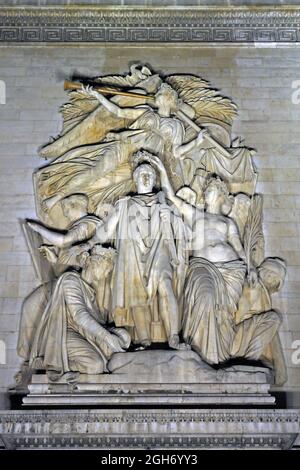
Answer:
39, 90, 146, 160
243, 194, 265, 270
166, 75, 237, 133
94, 64, 152, 88
40, 65, 154, 160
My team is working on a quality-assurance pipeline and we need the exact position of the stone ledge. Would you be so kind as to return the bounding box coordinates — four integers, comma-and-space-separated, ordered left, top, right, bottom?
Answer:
22, 351, 275, 406
0, 409, 299, 449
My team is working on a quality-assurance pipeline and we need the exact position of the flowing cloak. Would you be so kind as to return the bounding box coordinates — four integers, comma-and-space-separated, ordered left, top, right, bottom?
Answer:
129, 109, 186, 188
110, 192, 190, 328
183, 257, 246, 364
35, 108, 186, 220
200, 146, 257, 195
234, 279, 271, 325
29, 271, 108, 374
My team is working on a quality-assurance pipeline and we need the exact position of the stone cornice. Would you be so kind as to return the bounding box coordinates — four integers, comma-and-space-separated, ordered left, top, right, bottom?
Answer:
1, 409, 300, 449
0, 6, 300, 43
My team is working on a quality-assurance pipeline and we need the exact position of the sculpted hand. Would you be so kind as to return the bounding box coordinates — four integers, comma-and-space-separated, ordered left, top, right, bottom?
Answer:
39, 245, 58, 264
160, 207, 170, 223
145, 154, 166, 174
196, 129, 208, 146
105, 333, 124, 353
82, 84, 104, 103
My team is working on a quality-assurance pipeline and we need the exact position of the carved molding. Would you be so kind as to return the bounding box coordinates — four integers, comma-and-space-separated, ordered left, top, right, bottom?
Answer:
0, 409, 299, 449
0, 6, 300, 43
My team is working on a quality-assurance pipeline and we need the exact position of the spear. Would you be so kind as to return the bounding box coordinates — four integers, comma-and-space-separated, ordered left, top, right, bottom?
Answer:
64, 79, 232, 158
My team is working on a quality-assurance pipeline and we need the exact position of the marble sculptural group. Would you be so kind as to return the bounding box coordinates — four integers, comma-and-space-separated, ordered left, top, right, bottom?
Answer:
16, 64, 287, 391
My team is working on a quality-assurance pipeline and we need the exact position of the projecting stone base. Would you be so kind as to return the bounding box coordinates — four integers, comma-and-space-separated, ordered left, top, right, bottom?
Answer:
0, 409, 300, 450
23, 350, 274, 406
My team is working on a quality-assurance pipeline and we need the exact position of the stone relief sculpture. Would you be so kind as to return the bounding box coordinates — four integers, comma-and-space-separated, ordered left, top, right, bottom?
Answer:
16, 64, 287, 398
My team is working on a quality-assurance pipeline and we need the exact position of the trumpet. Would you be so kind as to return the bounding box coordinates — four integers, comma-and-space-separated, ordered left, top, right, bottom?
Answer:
64, 79, 155, 101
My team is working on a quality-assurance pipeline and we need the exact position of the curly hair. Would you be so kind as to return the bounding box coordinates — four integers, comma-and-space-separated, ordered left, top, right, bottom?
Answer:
155, 83, 179, 109
91, 245, 117, 261
204, 176, 233, 215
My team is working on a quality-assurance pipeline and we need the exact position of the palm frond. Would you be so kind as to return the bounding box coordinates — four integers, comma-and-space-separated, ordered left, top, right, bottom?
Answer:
243, 194, 265, 270
166, 75, 237, 130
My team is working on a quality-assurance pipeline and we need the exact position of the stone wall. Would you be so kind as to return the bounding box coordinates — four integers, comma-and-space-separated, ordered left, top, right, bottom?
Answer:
0, 43, 300, 408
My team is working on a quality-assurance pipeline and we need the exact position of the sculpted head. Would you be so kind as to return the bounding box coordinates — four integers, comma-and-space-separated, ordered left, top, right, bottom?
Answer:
258, 257, 287, 294
82, 246, 117, 285
61, 194, 88, 221
133, 153, 157, 194
204, 176, 233, 215
155, 83, 178, 114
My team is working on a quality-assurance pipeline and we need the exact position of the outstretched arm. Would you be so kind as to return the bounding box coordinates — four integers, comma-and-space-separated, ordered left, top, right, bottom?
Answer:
27, 221, 88, 249
85, 208, 120, 248
85, 86, 145, 120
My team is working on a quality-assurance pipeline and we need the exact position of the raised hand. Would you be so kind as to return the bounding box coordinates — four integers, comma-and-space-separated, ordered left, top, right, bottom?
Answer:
82, 84, 104, 102
39, 245, 58, 264
144, 154, 166, 173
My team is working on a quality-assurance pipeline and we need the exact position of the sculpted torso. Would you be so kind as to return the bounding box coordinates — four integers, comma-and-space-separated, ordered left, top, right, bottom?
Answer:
192, 212, 240, 263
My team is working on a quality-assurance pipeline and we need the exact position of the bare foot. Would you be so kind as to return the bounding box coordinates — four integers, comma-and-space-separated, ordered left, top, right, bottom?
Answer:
169, 334, 191, 351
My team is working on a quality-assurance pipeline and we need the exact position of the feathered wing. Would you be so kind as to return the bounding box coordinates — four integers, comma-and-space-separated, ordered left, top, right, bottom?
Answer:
60, 88, 99, 135
166, 75, 237, 132
93, 64, 153, 88
243, 195, 265, 270
39, 90, 147, 160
